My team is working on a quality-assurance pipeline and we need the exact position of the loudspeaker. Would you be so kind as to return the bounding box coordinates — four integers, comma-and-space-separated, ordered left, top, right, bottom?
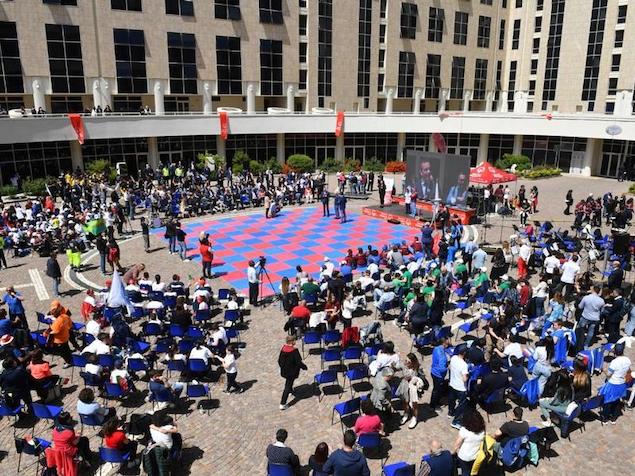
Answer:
612, 232, 630, 256
387, 218, 401, 225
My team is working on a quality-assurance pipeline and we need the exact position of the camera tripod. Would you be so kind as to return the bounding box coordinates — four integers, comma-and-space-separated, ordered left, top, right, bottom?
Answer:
258, 263, 281, 307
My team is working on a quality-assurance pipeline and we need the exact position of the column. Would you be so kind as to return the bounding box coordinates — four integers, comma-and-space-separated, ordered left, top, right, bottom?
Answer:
413, 89, 423, 114
246, 82, 256, 114
216, 135, 226, 159
70, 140, 83, 171
286, 84, 295, 111
485, 91, 494, 112
498, 92, 508, 112
335, 133, 345, 161
32, 78, 46, 111
512, 135, 523, 156
202, 82, 213, 115
478, 134, 489, 164
513, 91, 528, 113
92, 78, 112, 109
439, 88, 449, 112
276, 133, 285, 165
615, 90, 634, 117
429, 133, 438, 153
385, 87, 395, 114
147, 136, 159, 169
582, 137, 601, 177
153, 80, 165, 115
462, 90, 472, 112
397, 132, 406, 161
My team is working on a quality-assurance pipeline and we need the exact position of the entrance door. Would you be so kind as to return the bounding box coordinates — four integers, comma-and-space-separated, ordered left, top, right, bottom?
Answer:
600, 152, 621, 177
344, 146, 365, 164
125, 153, 148, 177
315, 146, 336, 167
159, 151, 183, 166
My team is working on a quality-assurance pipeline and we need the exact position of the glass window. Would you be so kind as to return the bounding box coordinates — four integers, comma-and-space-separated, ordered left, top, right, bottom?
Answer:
498, 19, 505, 49
318, 0, 332, 99
450, 56, 465, 99
400, 2, 418, 39
259, 0, 283, 24
512, 19, 520, 49
397, 51, 415, 98
542, 0, 565, 102
581, 0, 607, 103
477, 16, 491, 48
453, 11, 468, 46
614, 29, 624, 48
165, 0, 194, 16
113, 28, 147, 93
46, 24, 85, 93
473, 59, 488, 100
111, 0, 142, 10
260, 39, 283, 95
425, 54, 441, 99
428, 7, 444, 43
0, 21, 23, 93
42, 0, 77, 4
358, 0, 372, 99
167, 32, 197, 95
215, 0, 240, 20
50, 95, 83, 113
618, 5, 627, 23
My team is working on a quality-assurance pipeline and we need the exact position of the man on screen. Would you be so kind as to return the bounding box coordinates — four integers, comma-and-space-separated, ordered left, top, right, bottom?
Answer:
414, 160, 436, 201
446, 173, 468, 207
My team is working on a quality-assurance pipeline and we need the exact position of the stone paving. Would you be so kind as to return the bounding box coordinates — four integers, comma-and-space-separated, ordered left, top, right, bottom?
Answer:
0, 174, 633, 475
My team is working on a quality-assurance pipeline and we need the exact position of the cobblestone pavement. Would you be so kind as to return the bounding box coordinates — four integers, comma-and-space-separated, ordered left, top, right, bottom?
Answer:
0, 175, 633, 475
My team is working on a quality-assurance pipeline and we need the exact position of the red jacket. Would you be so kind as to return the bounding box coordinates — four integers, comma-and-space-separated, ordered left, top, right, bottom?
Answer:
199, 243, 214, 263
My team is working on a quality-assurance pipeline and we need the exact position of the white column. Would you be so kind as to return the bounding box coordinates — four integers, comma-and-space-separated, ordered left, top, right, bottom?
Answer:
485, 91, 494, 112
153, 80, 165, 115
462, 90, 472, 112
513, 135, 523, 156
335, 133, 345, 160
147, 137, 159, 169
439, 88, 449, 112
246, 83, 256, 114
397, 132, 406, 161
513, 91, 528, 113
429, 133, 438, 153
70, 140, 83, 171
582, 137, 601, 177
32, 78, 46, 111
276, 133, 285, 165
478, 134, 489, 164
216, 135, 226, 159
615, 90, 634, 117
413, 89, 423, 114
92, 78, 112, 109
498, 91, 509, 112
202, 82, 213, 115
286, 84, 295, 111
385, 88, 394, 114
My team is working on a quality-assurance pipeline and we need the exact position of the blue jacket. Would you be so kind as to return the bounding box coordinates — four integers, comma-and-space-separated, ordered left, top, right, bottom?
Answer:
431, 345, 449, 379
323, 449, 370, 476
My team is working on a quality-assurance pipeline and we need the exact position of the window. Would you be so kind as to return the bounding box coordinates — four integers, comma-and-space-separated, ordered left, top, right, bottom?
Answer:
299, 0, 306, 7
428, 7, 444, 43
167, 32, 197, 95
488, 135, 514, 163
164, 96, 189, 113
215, 0, 240, 20
379, 24, 386, 43
318, 0, 332, 102
216, 36, 241, 94
358, 0, 372, 99
473, 59, 488, 100
260, 39, 282, 95
537, 0, 543, 10
502, 0, 507, 7
581, 0, 607, 103
529, 80, 536, 95
425, 54, 441, 98
542, 0, 565, 102
165, 0, 193, 16
512, 19, 521, 49
535, 16, 542, 32
618, 5, 627, 23
378, 49, 385, 68
454, 11, 468, 45
450, 56, 465, 99
532, 37, 540, 53
259, 0, 283, 24
113, 95, 141, 112
611, 54, 621, 72
114, 28, 147, 93
45, 24, 85, 94
400, 3, 418, 39
0, 21, 24, 93
498, 19, 506, 49
299, 42, 307, 63
0, 142, 72, 184
615, 29, 624, 47
50, 95, 83, 113
608, 77, 618, 95
0, 96, 24, 111
111, 0, 142, 10
515, 0, 522, 7
530, 58, 538, 74
481, 0, 493, 4
377, 73, 384, 92
605, 102, 614, 114
43, 0, 77, 4
508, 60, 517, 109
299, 69, 307, 90
397, 51, 415, 97
477, 15, 491, 48
495, 60, 502, 90
299, 14, 307, 35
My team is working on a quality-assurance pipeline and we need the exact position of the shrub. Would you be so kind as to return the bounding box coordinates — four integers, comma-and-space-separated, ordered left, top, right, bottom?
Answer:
629, 183, 635, 194
287, 154, 314, 173
385, 161, 407, 173
264, 157, 282, 174
496, 154, 532, 172
22, 178, 48, 196
343, 158, 361, 172
519, 167, 561, 179
322, 157, 344, 173
85, 158, 112, 176
231, 149, 250, 174
0, 185, 17, 197
364, 157, 385, 172
249, 160, 265, 174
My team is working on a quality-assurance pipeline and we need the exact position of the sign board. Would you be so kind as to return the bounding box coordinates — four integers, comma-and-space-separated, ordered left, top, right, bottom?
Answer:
606, 124, 622, 136
569, 151, 585, 175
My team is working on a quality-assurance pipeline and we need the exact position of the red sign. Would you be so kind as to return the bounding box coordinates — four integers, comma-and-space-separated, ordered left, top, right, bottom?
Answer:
432, 132, 447, 153
68, 114, 85, 144
219, 111, 229, 139
335, 111, 344, 137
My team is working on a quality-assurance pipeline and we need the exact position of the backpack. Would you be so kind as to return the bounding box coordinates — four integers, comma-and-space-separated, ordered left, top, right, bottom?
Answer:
341, 326, 360, 348
499, 435, 530, 470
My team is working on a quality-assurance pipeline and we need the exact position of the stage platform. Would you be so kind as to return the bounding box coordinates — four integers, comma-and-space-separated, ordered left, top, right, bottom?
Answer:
362, 204, 431, 229
391, 196, 477, 224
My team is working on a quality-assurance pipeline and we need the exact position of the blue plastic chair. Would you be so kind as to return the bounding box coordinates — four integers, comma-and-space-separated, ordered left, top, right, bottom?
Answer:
148, 291, 164, 302
581, 395, 604, 413
321, 347, 342, 370
188, 358, 209, 375
512, 378, 540, 407
164, 294, 178, 309
482, 387, 508, 422
155, 338, 174, 354
98, 354, 115, 369
104, 382, 128, 401
225, 327, 240, 343
186, 383, 213, 415
217, 288, 231, 301
102, 307, 120, 321
99, 447, 131, 475
143, 322, 163, 337
411, 330, 435, 352
342, 346, 363, 363
224, 309, 240, 324
32, 403, 63, 433
364, 344, 383, 360
304, 292, 319, 307
302, 331, 322, 357
187, 326, 205, 340
69, 353, 87, 382
131, 340, 152, 354
127, 358, 149, 373
344, 365, 369, 396
357, 432, 383, 462
15, 436, 50, 473
555, 405, 583, 440
0, 401, 23, 435
456, 319, 479, 342
383, 462, 415, 476
331, 397, 361, 431
323, 329, 341, 346
167, 359, 187, 378
169, 323, 187, 338
178, 339, 195, 354
36, 311, 53, 330
195, 309, 211, 324
267, 463, 294, 476
80, 371, 103, 389
79, 412, 104, 435
435, 326, 452, 340
314, 370, 341, 401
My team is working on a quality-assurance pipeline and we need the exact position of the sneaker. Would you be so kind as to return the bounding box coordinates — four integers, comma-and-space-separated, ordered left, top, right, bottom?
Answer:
222, 390, 231, 394
400, 414, 409, 425
542, 420, 553, 427
279, 404, 288, 411
600, 419, 608, 426
408, 417, 418, 429
237, 387, 245, 394
610, 420, 617, 425
450, 422, 462, 430
183, 258, 191, 262
447, 413, 453, 419
63, 363, 72, 369
144, 395, 151, 403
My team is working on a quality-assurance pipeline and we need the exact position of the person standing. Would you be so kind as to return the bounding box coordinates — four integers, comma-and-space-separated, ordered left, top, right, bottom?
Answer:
576, 285, 605, 350
564, 190, 574, 215
448, 345, 469, 429
277, 335, 307, 410
0, 232, 7, 270
46, 252, 62, 298
96, 233, 107, 274
378, 177, 386, 208
247, 260, 260, 306
165, 219, 177, 254
560, 255, 580, 299
367, 170, 374, 192
140, 217, 150, 252
175, 222, 189, 261
339, 193, 347, 224
517, 239, 531, 280
321, 189, 330, 217
47, 300, 73, 367
199, 235, 214, 279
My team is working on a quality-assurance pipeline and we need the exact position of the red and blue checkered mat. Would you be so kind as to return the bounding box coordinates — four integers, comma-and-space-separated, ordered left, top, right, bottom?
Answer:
156, 207, 415, 296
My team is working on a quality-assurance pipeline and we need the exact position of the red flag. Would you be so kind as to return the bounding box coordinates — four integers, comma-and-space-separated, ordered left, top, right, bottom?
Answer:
335, 111, 344, 137
68, 114, 85, 144
432, 132, 447, 153
219, 111, 229, 139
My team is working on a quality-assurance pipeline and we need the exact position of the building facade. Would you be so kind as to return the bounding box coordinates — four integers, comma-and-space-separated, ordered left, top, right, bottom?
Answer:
0, 0, 633, 181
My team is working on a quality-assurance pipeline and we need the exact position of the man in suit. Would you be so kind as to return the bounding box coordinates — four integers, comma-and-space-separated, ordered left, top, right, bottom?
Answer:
446, 173, 468, 207
607, 260, 624, 290
413, 160, 436, 200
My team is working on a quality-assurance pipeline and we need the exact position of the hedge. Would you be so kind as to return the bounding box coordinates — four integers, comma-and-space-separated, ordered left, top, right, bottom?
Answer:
22, 178, 48, 196
385, 161, 407, 173
0, 185, 17, 197
287, 154, 314, 173
519, 167, 562, 179
364, 157, 385, 172
496, 154, 532, 172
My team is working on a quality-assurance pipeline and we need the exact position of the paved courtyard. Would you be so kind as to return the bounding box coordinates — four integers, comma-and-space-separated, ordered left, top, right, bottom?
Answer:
0, 174, 633, 475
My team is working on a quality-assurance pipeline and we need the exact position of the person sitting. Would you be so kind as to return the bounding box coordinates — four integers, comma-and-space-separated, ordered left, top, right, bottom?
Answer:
539, 372, 573, 427
81, 333, 111, 356
473, 358, 510, 404
27, 349, 62, 401
354, 399, 385, 435
265, 428, 301, 474
287, 300, 311, 334
103, 417, 138, 468
0, 356, 33, 413
148, 370, 184, 407
571, 357, 592, 402
417, 439, 454, 476
77, 387, 116, 424
323, 429, 371, 476
189, 342, 213, 369
507, 356, 528, 392
370, 367, 395, 415
300, 277, 320, 301
45, 411, 92, 473
308, 442, 330, 476
492, 406, 529, 447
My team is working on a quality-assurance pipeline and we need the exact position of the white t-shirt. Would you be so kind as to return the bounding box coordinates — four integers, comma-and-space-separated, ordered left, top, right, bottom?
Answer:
533, 346, 548, 365
561, 260, 580, 284
222, 353, 237, 374
150, 425, 175, 449
342, 299, 357, 320
544, 255, 560, 274
86, 320, 101, 337
189, 346, 213, 364
110, 368, 129, 384
519, 244, 531, 261
449, 355, 469, 392
504, 342, 523, 360
608, 356, 632, 385
82, 339, 110, 355
457, 428, 485, 462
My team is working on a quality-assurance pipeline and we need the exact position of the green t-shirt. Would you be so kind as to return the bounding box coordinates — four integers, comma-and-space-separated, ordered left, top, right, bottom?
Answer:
499, 280, 511, 290
474, 272, 488, 287
403, 270, 413, 288
301, 282, 320, 296
454, 263, 467, 275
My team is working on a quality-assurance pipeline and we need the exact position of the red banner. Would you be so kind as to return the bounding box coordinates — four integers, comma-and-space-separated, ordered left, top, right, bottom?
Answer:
432, 132, 447, 153
68, 114, 85, 144
219, 111, 229, 139
335, 111, 344, 137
